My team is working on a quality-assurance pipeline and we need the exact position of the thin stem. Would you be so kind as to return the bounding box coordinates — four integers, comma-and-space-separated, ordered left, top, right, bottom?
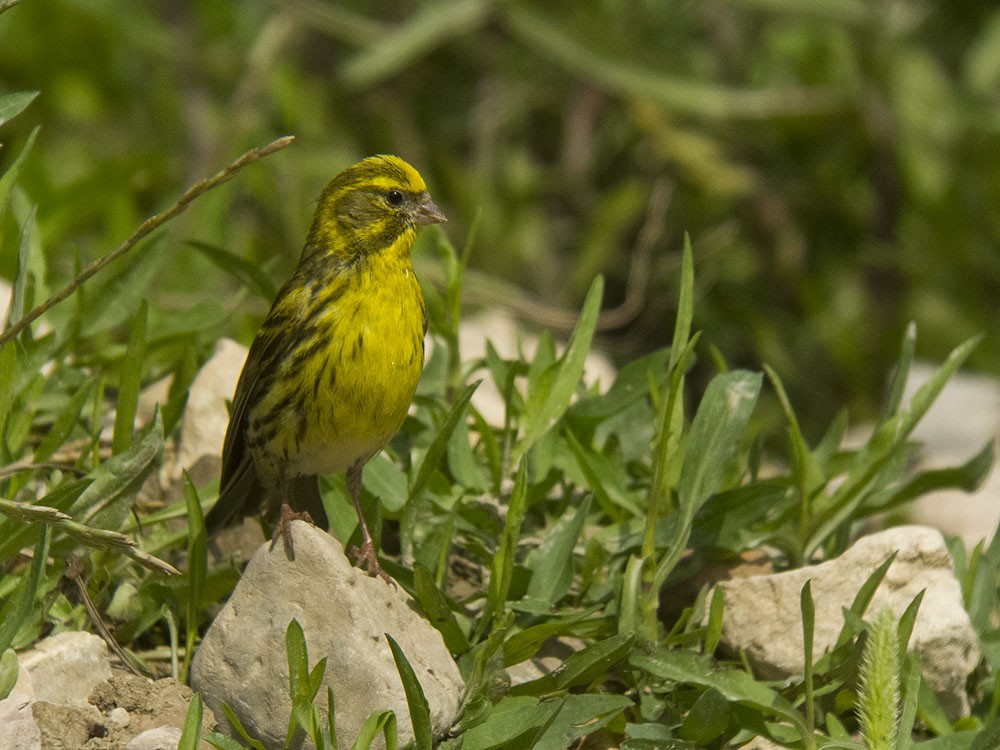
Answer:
0, 135, 295, 348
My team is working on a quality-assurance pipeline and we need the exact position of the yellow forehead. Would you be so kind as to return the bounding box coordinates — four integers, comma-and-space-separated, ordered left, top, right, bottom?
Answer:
349, 154, 427, 193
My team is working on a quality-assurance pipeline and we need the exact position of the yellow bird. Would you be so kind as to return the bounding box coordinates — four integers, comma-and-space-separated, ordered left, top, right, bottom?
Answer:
206, 155, 446, 577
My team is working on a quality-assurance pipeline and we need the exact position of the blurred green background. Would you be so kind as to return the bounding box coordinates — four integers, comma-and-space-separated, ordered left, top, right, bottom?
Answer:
2, 0, 999, 437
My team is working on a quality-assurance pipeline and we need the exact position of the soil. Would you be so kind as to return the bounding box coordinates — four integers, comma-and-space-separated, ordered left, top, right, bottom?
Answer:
31, 669, 216, 750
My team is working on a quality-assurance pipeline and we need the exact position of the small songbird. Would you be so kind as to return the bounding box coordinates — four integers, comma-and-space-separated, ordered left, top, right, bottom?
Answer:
205, 155, 446, 577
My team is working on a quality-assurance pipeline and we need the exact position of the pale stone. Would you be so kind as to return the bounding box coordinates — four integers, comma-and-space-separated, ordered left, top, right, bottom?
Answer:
192, 522, 464, 750
18, 631, 112, 708
124, 726, 183, 750
0, 663, 41, 750
902, 363, 1000, 546
715, 526, 979, 719
173, 337, 248, 486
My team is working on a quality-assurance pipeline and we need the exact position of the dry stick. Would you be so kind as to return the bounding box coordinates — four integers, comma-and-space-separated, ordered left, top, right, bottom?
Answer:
0, 135, 295, 349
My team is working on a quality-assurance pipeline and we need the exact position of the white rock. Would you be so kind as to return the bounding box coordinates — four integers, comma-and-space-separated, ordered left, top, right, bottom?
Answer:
18, 631, 112, 708
715, 526, 979, 719
901, 363, 1000, 546
172, 338, 248, 486
0, 663, 41, 750
192, 522, 464, 750
124, 726, 183, 750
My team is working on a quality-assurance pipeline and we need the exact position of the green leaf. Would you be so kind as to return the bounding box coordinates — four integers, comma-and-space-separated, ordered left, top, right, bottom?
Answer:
351, 710, 397, 750
362, 453, 408, 513
806, 334, 982, 558
32, 376, 97, 463
835, 553, 896, 648
82, 237, 167, 336
0, 648, 18, 701
386, 634, 432, 750
73, 411, 163, 530
178, 693, 204, 750
801, 580, 816, 737
476, 459, 528, 642
112, 299, 148, 454
677, 688, 729, 745
0, 526, 50, 652
183, 472, 207, 682
654, 370, 762, 588
565, 430, 642, 518
510, 276, 603, 467
204, 732, 249, 750
412, 563, 470, 654
523, 495, 592, 608
409, 381, 479, 505
457, 696, 552, 750
218, 703, 268, 750
511, 633, 634, 696
704, 586, 724, 655
9, 200, 42, 330
884, 322, 917, 419
0, 91, 38, 127
531, 693, 633, 750
186, 239, 278, 300
0, 126, 38, 231
631, 648, 811, 741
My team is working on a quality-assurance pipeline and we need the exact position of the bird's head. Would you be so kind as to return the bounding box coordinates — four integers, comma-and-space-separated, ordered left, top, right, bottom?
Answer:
306, 155, 446, 263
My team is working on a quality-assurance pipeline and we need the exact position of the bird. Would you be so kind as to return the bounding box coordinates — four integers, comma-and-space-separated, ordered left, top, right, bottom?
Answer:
205, 154, 446, 577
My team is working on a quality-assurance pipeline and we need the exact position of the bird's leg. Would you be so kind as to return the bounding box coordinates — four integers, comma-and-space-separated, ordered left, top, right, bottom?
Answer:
345, 462, 391, 583
270, 471, 314, 561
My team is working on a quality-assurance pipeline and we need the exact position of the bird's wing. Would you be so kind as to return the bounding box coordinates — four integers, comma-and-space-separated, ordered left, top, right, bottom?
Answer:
206, 316, 289, 533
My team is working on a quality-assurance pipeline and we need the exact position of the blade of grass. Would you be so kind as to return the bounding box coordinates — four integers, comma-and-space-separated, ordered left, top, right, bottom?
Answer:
182, 472, 207, 682
0, 91, 37, 127
408, 381, 479, 505
112, 299, 147, 454
177, 693, 204, 750
0, 526, 50, 652
475, 459, 528, 642
386, 634, 432, 750
509, 276, 603, 468
801, 580, 816, 747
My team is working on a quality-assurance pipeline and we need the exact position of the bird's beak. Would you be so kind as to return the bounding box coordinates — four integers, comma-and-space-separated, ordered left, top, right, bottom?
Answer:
413, 193, 447, 225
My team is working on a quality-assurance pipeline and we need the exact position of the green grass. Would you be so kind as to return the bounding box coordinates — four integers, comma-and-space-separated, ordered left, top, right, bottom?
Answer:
3, 3, 1000, 746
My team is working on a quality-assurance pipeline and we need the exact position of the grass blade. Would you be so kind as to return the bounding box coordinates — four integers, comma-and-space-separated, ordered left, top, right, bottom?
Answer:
112, 299, 147, 454
386, 634, 432, 750
510, 276, 603, 468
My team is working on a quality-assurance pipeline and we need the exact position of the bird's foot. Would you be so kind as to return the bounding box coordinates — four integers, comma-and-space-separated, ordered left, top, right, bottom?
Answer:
270, 503, 315, 560
347, 540, 394, 585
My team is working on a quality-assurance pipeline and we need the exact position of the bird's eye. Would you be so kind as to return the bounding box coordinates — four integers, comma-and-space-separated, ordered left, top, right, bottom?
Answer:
386, 189, 404, 207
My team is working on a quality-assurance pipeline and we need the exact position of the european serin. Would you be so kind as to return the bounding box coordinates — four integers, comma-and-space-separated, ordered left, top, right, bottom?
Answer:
205, 155, 446, 577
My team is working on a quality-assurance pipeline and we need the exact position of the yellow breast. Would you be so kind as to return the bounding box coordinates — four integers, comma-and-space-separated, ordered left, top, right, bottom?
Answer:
252, 251, 425, 479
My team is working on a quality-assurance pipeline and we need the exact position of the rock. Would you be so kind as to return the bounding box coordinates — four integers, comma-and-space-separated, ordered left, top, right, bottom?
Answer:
124, 726, 183, 750
0, 663, 41, 750
31, 700, 105, 750
172, 337, 248, 487
192, 521, 464, 750
19, 631, 112, 708
902, 363, 1000, 546
714, 525, 979, 719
